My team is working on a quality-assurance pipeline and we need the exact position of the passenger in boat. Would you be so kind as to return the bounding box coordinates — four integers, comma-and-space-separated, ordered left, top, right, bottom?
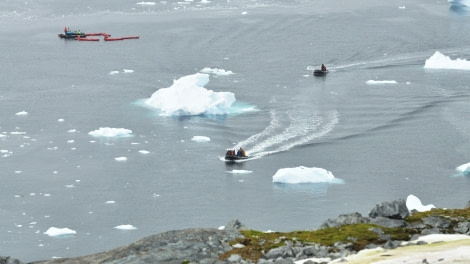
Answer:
321, 64, 327, 71
237, 147, 246, 157
64, 27, 67, 33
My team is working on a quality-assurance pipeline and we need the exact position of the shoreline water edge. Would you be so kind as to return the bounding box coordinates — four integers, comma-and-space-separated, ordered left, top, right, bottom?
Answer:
2, 195, 469, 264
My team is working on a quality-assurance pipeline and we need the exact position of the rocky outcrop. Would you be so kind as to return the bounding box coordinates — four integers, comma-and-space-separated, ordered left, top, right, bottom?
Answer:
368, 199, 409, 220
31, 228, 242, 264
3, 199, 470, 264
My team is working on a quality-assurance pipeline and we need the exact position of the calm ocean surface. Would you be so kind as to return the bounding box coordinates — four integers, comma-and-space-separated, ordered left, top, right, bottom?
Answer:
1, 0, 470, 261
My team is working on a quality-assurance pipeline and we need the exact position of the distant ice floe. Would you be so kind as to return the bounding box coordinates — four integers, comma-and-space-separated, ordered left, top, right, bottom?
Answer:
44, 227, 76, 237
114, 224, 137, 230
406, 194, 436, 212
15, 111, 28, 116
227, 170, 253, 174
109, 69, 134, 75
115, 157, 127, 162
424, 51, 470, 70
366, 80, 398, 85
272, 166, 343, 184
200, 67, 234, 76
145, 73, 236, 116
88, 127, 133, 138
191, 136, 210, 142
136, 1, 156, 5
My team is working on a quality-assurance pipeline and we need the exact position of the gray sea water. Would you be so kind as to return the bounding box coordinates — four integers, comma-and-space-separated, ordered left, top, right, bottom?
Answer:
1, 0, 470, 261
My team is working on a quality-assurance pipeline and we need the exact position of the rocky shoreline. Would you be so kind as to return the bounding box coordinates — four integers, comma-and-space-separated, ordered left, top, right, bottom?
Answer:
2, 198, 469, 264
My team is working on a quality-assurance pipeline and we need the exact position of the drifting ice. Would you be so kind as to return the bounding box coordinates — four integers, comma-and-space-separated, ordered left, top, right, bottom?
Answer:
88, 127, 133, 138
145, 73, 236, 116
424, 51, 470, 70
272, 166, 342, 184
43, 227, 76, 237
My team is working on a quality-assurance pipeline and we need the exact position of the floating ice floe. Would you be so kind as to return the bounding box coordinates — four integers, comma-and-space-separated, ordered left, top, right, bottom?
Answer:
115, 157, 127, 162
123, 69, 134, 73
139, 150, 150, 154
43, 227, 76, 237
191, 136, 210, 142
456, 162, 470, 174
424, 51, 470, 70
108, 71, 120, 75
366, 80, 398, 85
272, 166, 343, 184
88, 127, 133, 138
227, 170, 253, 174
105, 201, 116, 204
406, 194, 436, 212
200, 67, 234, 76
136, 1, 156, 5
144, 73, 236, 116
15, 111, 28, 116
114, 224, 137, 230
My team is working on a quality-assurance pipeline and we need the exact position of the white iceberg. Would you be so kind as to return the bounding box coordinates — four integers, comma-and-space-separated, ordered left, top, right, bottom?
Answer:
272, 166, 342, 184
43, 227, 76, 237
406, 194, 436, 212
88, 127, 133, 138
456, 162, 470, 173
15, 111, 28, 116
191, 136, 210, 142
144, 73, 236, 116
424, 51, 470, 70
114, 224, 137, 230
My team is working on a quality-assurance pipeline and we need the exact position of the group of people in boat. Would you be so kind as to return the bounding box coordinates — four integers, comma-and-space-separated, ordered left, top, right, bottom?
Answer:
63, 26, 82, 35
226, 147, 247, 157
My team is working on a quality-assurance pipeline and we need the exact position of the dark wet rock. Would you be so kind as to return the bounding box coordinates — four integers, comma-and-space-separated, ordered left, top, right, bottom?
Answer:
368, 199, 409, 220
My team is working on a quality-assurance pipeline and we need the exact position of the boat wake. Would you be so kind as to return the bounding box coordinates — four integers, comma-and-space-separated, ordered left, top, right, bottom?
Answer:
232, 109, 339, 161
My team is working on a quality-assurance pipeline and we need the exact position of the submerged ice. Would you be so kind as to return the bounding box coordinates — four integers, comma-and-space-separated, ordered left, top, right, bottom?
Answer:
145, 73, 236, 116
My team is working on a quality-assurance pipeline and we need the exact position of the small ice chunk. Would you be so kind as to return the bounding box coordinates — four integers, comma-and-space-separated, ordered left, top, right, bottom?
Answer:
191, 136, 210, 142
114, 224, 137, 230
44, 227, 76, 237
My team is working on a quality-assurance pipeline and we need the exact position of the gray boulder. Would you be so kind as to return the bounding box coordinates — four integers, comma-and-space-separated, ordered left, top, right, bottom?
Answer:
369, 216, 409, 228
465, 200, 470, 210
368, 199, 409, 220
320, 212, 370, 228
422, 216, 451, 229
224, 219, 248, 232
